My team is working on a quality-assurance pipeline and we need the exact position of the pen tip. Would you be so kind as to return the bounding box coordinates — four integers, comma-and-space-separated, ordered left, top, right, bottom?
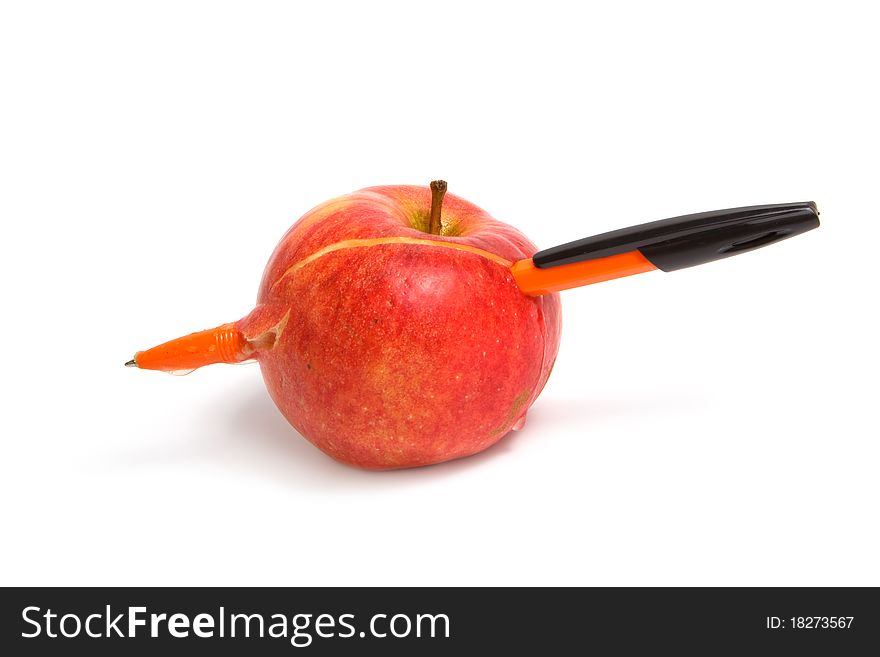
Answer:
125, 359, 138, 368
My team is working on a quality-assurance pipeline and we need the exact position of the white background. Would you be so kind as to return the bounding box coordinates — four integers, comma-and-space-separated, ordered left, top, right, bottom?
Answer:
1, 1, 877, 586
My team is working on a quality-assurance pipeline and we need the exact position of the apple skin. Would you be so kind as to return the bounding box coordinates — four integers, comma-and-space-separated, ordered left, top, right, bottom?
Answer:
237, 185, 561, 469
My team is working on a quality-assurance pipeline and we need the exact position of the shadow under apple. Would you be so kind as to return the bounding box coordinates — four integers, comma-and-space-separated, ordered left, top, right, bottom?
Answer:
214, 383, 704, 489
108, 378, 705, 492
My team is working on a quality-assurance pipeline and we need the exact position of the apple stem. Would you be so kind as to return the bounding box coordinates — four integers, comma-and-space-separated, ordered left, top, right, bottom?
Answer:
428, 180, 447, 235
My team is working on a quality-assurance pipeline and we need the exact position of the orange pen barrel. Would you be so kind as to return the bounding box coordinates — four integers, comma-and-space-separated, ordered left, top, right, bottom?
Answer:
511, 250, 656, 296
127, 323, 247, 372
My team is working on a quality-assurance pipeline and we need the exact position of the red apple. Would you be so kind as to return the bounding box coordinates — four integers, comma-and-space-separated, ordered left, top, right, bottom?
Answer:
234, 183, 562, 469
